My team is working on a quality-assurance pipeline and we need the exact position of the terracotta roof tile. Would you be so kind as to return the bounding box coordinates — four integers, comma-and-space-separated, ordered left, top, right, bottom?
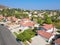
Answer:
40, 24, 54, 30
12, 17, 18, 21
37, 30, 52, 39
20, 21, 35, 27
21, 18, 30, 21
7, 17, 11, 21
0, 15, 4, 19
54, 38, 60, 45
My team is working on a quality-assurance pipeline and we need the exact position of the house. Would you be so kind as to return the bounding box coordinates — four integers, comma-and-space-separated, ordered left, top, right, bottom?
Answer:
48, 34, 60, 45
6, 17, 11, 21
37, 30, 52, 39
20, 21, 35, 29
21, 18, 30, 21
54, 38, 60, 45
0, 15, 4, 21
8, 24, 21, 33
20, 18, 35, 30
38, 24, 55, 33
38, 13, 44, 18
38, 12, 46, 18
37, 30, 56, 44
6, 16, 18, 23
11, 16, 18, 22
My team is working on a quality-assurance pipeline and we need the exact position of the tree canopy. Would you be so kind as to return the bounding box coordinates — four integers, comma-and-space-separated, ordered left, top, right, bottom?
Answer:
44, 13, 52, 24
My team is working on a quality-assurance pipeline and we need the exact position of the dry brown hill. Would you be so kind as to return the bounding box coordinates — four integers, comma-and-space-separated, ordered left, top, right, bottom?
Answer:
0, 5, 8, 9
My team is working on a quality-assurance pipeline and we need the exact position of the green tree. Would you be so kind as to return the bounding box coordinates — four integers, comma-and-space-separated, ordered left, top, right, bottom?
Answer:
37, 19, 44, 25
46, 17, 52, 24
33, 27, 37, 33
44, 13, 52, 24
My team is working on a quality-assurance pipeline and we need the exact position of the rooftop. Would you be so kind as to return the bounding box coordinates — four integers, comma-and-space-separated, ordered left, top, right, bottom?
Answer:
20, 21, 35, 27
40, 24, 54, 30
54, 38, 60, 45
37, 30, 52, 39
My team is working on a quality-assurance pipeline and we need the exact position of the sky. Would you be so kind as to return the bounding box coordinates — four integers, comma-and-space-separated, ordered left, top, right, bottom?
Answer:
0, 0, 60, 10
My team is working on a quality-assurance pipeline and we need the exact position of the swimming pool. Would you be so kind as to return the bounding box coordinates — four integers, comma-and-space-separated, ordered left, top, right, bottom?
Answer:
37, 27, 45, 30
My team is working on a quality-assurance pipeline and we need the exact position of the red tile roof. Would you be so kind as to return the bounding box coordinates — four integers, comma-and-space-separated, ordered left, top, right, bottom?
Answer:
54, 38, 60, 45
41, 24, 54, 30
0, 15, 4, 19
37, 30, 52, 39
21, 18, 30, 21
20, 21, 35, 27
12, 17, 18, 21
20, 18, 35, 27
7, 16, 18, 21
7, 17, 11, 21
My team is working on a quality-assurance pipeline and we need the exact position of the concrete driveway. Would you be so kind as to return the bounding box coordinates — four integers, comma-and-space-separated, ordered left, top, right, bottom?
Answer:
31, 35, 47, 45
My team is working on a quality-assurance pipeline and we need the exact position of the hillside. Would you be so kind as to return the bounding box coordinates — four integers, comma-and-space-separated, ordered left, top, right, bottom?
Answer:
0, 5, 8, 9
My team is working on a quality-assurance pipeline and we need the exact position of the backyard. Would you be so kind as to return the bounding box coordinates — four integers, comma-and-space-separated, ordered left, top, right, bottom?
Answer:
14, 29, 36, 45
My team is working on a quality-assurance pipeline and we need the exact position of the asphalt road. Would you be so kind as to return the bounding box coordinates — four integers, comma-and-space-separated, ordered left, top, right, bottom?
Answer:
0, 24, 22, 45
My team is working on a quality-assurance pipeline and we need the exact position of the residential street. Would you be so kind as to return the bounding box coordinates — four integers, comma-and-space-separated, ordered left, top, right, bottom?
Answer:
0, 24, 22, 45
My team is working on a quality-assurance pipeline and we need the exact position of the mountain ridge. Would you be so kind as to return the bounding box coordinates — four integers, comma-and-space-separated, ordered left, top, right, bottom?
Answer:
0, 5, 8, 9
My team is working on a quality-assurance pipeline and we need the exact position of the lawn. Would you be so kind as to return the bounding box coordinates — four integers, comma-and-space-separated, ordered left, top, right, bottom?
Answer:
16, 29, 36, 42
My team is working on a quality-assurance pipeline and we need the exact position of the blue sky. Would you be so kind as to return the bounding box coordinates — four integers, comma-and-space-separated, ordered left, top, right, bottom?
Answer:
0, 0, 60, 10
